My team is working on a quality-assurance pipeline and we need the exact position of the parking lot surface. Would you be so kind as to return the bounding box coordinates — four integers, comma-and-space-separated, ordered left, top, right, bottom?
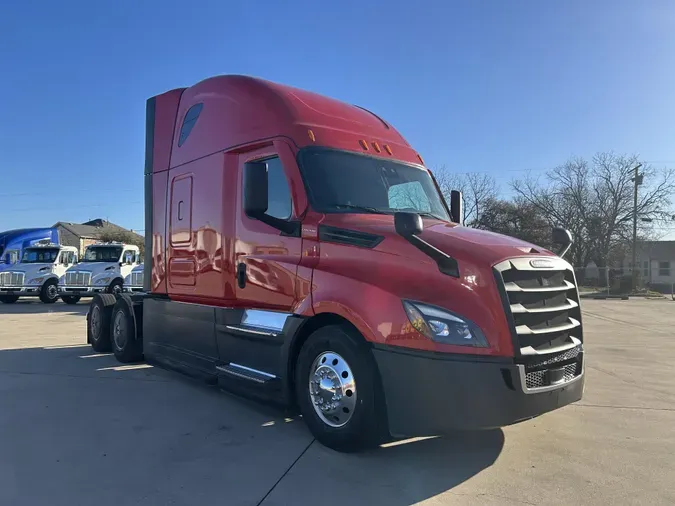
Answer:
1, 298, 674, 505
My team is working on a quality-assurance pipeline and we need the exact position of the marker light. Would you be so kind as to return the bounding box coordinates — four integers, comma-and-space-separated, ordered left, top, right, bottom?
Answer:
308, 129, 316, 142
359, 139, 369, 150
372, 141, 381, 153
384, 144, 393, 155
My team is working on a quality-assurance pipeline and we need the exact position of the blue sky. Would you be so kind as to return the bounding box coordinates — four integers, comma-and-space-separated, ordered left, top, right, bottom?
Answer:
1, 0, 674, 238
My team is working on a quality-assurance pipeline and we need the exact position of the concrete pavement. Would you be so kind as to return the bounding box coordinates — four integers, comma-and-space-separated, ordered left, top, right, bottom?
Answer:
0, 298, 673, 505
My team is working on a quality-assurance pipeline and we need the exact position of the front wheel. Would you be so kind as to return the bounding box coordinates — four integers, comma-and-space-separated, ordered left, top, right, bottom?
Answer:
295, 324, 387, 453
107, 279, 123, 296
39, 279, 59, 304
0, 295, 19, 304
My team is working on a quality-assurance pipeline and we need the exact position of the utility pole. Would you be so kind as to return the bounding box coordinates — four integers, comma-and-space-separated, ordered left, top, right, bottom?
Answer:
631, 163, 643, 291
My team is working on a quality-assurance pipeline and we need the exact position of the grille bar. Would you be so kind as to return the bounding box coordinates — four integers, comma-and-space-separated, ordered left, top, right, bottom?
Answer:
130, 272, 143, 286
515, 317, 581, 336
510, 298, 578, 314
504, 280, 575, 293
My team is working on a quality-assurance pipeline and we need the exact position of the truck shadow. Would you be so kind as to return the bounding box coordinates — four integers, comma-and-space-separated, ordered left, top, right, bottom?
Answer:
0, 300, 88, 315
0, 344, 504, 506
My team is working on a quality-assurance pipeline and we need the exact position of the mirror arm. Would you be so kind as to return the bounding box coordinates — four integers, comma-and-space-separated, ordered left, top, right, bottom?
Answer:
252, 212, 301, 238
407, 236, 460, 277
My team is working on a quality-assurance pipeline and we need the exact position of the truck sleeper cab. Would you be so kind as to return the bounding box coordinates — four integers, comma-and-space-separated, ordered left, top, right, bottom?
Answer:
60, 243, 141, 302
86, 75, 584, 452
0, 244, 78, 304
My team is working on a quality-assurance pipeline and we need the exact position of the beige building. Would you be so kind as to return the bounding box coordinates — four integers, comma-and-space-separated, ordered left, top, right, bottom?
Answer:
53, 219, 143, 256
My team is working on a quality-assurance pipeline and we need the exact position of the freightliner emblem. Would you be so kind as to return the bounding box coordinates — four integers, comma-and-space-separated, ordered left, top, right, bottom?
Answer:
530, 258, 555, 269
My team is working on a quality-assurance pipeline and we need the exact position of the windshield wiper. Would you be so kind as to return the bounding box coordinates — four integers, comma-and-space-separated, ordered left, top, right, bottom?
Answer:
333, 204, 390, 215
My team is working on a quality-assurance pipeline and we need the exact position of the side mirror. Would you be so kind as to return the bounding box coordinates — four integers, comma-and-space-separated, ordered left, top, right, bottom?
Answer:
394, 212, 423, 238
450, 190, 464, 225
243, 161, 268, 217
552, 227, 573, 258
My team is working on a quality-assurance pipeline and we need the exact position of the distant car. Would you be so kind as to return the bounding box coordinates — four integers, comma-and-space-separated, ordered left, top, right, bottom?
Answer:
0, 244, 78, 304
123, 263, 144, 293
59, 242, 141, 302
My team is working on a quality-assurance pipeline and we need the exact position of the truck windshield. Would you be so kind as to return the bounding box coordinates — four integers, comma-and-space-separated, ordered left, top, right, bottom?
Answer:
84, 247, 123, 262
21, 248, 59, 263
298, 148, 450, 220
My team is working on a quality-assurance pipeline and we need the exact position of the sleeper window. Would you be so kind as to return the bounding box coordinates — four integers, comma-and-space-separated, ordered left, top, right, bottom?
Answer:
178, 103, 203, 147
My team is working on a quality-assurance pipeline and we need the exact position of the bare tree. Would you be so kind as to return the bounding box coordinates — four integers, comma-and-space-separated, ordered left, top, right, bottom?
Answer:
434, 166, 499, 227
511, 152, 675, 278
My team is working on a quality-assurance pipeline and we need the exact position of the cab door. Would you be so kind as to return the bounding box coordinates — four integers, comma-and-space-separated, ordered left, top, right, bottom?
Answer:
218, 140, 305, 378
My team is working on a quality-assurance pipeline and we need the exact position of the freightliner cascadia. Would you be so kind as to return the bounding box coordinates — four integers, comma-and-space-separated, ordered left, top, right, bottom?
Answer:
85, 75, 584, 452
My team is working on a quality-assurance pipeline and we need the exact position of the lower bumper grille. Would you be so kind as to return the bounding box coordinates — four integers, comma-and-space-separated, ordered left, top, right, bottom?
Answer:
525, 361, 581, 389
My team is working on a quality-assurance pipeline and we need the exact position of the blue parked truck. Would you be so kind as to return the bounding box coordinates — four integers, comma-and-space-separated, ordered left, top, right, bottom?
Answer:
0, 228, 61, 267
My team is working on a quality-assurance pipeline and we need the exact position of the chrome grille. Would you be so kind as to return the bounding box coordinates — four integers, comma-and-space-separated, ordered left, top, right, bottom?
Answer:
494, 257, 583, 357
130, 271, 143, 287
65, 271, 91, 286
0, 271, 24, 287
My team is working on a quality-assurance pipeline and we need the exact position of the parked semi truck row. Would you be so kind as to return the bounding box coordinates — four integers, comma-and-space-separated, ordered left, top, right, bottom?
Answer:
0, 242, 141, 304
84, 75, 584, 452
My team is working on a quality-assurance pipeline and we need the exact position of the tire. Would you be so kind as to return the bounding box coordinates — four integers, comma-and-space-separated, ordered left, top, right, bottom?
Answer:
294, 324, 386, 453
0, 295, 19, 304
107, 279, 123, 296
39, 279, 59, 304
61, 295, 81, 305
111, 297, 143, 363
87, 294, 116, 352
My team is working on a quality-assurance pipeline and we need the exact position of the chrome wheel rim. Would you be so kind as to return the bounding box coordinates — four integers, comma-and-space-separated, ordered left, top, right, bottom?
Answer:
91, 305, 101, 339
47, 284, 58, 300
113, 310, 127, 350
112, 284, 122, 295
309, 351, 357, 428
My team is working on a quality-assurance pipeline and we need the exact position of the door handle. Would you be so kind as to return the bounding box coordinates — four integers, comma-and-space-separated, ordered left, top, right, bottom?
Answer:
237, 263, 247, 289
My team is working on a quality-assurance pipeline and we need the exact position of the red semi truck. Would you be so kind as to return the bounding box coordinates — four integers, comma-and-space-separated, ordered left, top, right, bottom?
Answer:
86, 75, 584, 452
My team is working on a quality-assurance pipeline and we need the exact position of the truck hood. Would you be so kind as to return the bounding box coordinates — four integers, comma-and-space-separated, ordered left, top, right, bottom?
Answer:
416, 221, 554, 265
65, 263, 120, 280
327, 215, 555, 266
3, 263, 54, 279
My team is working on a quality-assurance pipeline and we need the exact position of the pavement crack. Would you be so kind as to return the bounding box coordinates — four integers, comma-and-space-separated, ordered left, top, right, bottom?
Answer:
449, 491, 538, 505
573, 403, 675, 412
0, 369, 168, 383
257, 438, 315, 506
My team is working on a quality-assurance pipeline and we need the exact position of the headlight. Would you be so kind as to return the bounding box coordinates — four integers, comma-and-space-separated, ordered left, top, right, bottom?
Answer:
29, 277, 44, 285
96, 277, 111, 285
402, 300, 488, 347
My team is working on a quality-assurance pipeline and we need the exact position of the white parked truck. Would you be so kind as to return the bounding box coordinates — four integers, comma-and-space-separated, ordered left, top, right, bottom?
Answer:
0, 244, 79, 304
59, 242, 141, 302
123, 263, 145, 293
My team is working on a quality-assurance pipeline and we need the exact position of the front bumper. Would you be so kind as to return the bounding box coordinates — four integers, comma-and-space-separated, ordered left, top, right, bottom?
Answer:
59, 286, 108, 296
123, 286, 144, 293
0, 286, 42, 296
373, 345, 584, 437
